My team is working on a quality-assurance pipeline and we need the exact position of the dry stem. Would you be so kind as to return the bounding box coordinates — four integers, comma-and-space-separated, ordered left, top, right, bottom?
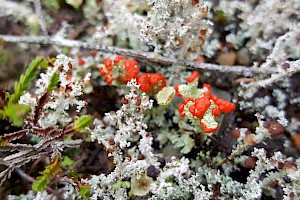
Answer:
0, 34, 279, 77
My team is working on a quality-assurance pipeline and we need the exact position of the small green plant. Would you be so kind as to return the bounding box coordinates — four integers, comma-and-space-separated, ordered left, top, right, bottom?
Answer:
32, 156, 62, 192
0, 57, 46, 127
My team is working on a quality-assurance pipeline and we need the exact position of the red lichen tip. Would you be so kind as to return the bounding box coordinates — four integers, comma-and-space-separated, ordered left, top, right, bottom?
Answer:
120, 59, 140, 83
200, 121, 219, 133
78, 59, 85, 66
138, 73, 151, 92
114, 55, 126, 65
178, 103, 186, 117
193, 96, 211, 118
212, 107, 221, 117
125, 59, 138, 69
137, 73, 166, 93
175, 85, 182, 97
214, 99, 236, 113
187, 71, 200, 83
103, 58, 113, 71
183, 98, 193, 104
202, 83, 211, 90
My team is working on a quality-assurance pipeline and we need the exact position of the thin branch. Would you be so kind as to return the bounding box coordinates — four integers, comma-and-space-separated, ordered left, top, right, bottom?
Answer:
0, 116, 80, 187
33, 92, 49, 125
0, 34, 279, 76
0, 143, 35, 152
0, 158, 10, 166
32, 0, 61, 52
0, 167, 14, 186
0, 150, 49, 186
207, 135, 228, 150
28, 156, 45, 174
242, 59, 300, 98
15, 168, 61, 198
1, 129, 29, 143
33, 0, 48, 36
55, 139, 83, 149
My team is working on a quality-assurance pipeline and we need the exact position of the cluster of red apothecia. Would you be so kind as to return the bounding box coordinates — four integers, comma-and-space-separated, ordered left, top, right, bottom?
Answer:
176, 71, 236, 133
98, 56, 236, 134
98, 55, 166, 94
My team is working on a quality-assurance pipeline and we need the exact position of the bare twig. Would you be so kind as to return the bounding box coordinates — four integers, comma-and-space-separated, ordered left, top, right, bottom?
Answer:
0, 167, 14, 186
1, 129, 29, 144
0, 34, 279, 76
33, 0, 48, 36
55, 139, 83, 149
242, 59, 300, 98
14, 168, 36, 183
0, 125, 80, 187
15, 168, 61, 198
32, 0, 61, 52
0, 143, 35, 152
28, 156, 45, 174
207, 135, 228, 150
0, 158, 10, 166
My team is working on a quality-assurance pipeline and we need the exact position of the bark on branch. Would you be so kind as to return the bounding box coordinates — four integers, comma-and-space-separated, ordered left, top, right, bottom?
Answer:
0, 34, 279, 77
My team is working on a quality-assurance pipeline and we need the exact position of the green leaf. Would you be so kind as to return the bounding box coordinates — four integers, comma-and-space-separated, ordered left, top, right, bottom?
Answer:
32, 176, 48, 192
0, 110, 5, 119
47, 71, 59, 93
0, 137, 8, 146
79, 185, 91, 200
43, 0, 60, 11
62, 156, 74, 167
32, 156, 62, 192
9, 57, 45, 104
4, 103, 31, 127
67, 169, 79, 180
113, 180, 131, 189
66, 0, 83, 9
73, 115, 93, 132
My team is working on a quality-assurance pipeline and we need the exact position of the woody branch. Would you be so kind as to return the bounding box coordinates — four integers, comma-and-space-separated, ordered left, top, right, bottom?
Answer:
0, 34, 279, 77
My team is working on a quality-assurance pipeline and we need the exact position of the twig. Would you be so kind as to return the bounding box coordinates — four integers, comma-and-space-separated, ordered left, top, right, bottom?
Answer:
28, 156, 46, 174
242, 59, 300, 98
0, 143, 35, 152
0, 34, 279, 76
1, 129, 29, 144
207, 135, 228, 150
14, 168, 61, 198
32, 0, 61, 52
33, 0, 48, 36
